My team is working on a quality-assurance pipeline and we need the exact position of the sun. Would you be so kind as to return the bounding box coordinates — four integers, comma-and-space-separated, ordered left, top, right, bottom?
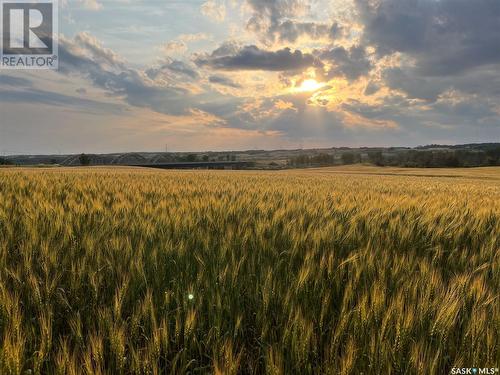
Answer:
296, 79, 326, 92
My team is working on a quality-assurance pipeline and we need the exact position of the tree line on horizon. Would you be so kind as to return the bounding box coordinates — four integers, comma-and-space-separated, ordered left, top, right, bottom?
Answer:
288, 147, 500, 168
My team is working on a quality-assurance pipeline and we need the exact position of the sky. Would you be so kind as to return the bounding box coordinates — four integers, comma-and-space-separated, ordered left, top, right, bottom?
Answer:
1, 0, 499, 154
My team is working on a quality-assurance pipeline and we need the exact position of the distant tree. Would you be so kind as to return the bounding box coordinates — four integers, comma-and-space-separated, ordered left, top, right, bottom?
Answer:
186, 154, 198, 162
486, 147, 500, 165
437, 152, 461, 167
289, 145, 499, 169
368, 151, 385, 166
341, 152, 357, 165
202, 155, 209, 162
289, 153, 337, 167
413, 151, 433, 167
79, 154, 91, 166
0, 157, 13, 165
289, 154, 310, 167
311, 153, 332, 165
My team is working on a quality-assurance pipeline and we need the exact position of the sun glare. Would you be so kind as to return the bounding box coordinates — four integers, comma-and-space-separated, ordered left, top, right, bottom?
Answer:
296, 79, 325, 92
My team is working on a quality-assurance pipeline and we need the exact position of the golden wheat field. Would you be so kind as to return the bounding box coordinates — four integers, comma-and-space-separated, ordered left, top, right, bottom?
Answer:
0, 167, 498, 374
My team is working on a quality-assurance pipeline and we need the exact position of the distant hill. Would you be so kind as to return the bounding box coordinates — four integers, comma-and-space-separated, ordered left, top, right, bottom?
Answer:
2, 143, 499, 169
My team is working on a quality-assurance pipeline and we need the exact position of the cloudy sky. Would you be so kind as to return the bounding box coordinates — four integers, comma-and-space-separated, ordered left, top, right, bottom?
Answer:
1, 0, 499, 154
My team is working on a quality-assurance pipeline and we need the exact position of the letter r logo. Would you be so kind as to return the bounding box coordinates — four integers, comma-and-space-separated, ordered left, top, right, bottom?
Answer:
2, 1, 54, 54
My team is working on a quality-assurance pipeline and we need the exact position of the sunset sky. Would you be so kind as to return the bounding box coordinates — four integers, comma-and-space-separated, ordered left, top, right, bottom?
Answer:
1, 0, 499, 154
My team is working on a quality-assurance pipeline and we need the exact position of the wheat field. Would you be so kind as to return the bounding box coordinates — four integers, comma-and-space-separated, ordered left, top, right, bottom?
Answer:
0, 167, 498, 374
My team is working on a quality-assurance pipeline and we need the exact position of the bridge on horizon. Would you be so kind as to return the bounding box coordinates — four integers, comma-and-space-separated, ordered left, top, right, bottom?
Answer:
128, 161, 255, 170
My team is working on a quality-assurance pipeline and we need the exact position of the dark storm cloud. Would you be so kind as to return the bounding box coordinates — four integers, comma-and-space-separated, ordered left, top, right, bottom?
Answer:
55, 33, 245, 122
146, 60, 200, 81
195, 45, 321, 71
364, 81, 380, 96
245, 0, 341, 44
208, 75, 242, 88
384, 65, 500, 103
0, 87, 124, 114
167, 61, 200, 79
356, 0, 500, 76
73, 32, 126, 69
0, 75, 33, 87
321, 46, 372, 81
341, 99, 408, 121
432, 99, 498, 122
0, 71, 122, 114
209, 42, 240, 58
383, 68, 445, 102
354, 0, 500, 125
58, 35, 193, 116
266, 21, 340, 44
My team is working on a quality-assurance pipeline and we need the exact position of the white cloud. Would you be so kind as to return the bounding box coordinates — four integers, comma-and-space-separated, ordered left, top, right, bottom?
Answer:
161, 41, 188, 55
178, 33, 211, 43
78, 0, 102, 11
201, 0, 226, 23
